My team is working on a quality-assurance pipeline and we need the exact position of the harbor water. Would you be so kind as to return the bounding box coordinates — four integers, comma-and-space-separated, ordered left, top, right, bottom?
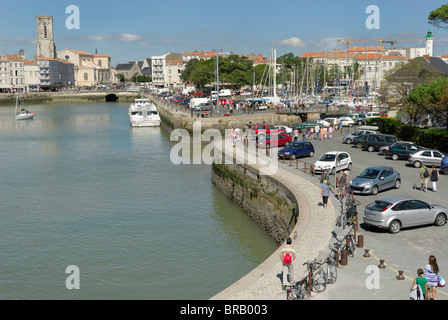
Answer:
0, 102, 278, 300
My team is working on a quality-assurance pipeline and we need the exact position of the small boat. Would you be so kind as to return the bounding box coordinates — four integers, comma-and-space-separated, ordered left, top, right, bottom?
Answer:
15, 90, 34, 120
128, 98, 161, 127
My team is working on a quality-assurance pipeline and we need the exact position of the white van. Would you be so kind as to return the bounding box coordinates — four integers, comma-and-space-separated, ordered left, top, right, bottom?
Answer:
190, 98, 211, 110
366, 112, 381, 118
219, 89, 232, 97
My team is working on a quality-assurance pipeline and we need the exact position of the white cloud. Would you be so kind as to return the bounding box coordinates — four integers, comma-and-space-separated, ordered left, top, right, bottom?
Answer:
274, 37, 306, 48
87, 33, 147, 46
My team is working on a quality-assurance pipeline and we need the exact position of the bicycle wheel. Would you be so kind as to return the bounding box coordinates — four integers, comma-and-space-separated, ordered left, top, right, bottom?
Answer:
299, 283, 310, 300
312, 268, 327, 293
327, 263, 337, 284
286, 287, 298, 300
347, 238, 355, 257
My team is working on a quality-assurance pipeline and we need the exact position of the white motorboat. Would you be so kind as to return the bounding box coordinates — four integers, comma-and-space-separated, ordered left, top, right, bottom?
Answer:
128, 98, 161, 127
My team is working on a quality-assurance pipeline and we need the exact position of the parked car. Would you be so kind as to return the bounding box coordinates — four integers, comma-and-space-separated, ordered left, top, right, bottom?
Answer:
278, 141, 315, 159
291, 121, 321, 131
366, 112, 381, 118
385, 142, 420, 160
363, 196, 448, 234
442, 155, 448, 175
257, 133, 292, 148
360, 133, 398, 152
349, 166, 401, 195
379, 141, 414, 156
313, 151, 352, 175
343, 130, 378, 144
323, 118, 338, 126
408, 150, 445, 168
316, 119, 331, 127
338, 117, 355, 127
344, 113, 367, 125
274, 125, 293, 134
254, 124, 286, 135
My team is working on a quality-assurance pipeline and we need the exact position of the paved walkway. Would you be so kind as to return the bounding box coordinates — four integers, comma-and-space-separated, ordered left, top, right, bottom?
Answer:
211, 136, 448, 300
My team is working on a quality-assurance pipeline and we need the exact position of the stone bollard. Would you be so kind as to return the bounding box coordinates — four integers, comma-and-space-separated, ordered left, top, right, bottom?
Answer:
396, 270, 405, 280
357, 235, 364, 248
378, 259, 386, 269
363, 249, 370, 258
340, 249, 348, 266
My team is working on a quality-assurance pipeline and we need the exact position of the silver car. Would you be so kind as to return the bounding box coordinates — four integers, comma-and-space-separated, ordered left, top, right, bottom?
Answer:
342, 130, 377, 144
408, 149, 445, 168
363, 196, 448, 234
349, 166, 401, 195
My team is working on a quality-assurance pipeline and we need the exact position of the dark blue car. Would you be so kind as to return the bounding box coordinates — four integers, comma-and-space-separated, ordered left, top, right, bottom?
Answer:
278, 141, 315, 160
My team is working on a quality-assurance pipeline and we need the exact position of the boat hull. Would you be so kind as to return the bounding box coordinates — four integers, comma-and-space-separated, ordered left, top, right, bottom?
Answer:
16, 114, 34, 120
130, 119, 161, 127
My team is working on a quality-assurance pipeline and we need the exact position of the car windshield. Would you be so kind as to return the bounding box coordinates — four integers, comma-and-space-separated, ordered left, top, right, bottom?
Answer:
286, 142, 300, 148
366, 201, 391, 212
319, 154, 336, 161
357, 169, 380, 179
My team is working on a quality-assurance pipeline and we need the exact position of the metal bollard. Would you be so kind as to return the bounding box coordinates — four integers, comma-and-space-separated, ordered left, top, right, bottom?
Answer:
396, 270, 405, 280
340, 249, 348, 266
378, 259, 386, 269
363, 249, 370, 258
357, 235, 364, 248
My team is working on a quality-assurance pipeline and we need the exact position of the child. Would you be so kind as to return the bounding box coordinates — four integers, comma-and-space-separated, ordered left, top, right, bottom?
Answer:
410, 269, 428, 300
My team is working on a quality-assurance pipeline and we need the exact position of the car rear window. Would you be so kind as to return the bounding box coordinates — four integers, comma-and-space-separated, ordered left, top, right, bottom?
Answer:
366, 201, 391, 212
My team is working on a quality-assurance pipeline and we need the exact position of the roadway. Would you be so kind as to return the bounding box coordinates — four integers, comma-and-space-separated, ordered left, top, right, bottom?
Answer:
269, 125, 448, 300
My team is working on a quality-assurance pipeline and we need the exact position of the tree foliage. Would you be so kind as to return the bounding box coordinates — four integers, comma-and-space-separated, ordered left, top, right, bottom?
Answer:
407, 76, 448, 128
428, 4, 448, 28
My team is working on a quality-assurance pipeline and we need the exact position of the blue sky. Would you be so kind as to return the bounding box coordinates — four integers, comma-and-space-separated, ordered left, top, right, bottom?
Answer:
1, 0, 448, 65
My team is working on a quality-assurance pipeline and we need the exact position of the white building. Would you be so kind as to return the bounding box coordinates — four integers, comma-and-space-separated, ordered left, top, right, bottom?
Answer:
164, 59, 184, 90
151, 53, 182, 87
24, 60, 40, 91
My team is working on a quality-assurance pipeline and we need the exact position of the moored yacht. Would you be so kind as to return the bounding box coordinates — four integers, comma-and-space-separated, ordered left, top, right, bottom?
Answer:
128, 98, 161, 127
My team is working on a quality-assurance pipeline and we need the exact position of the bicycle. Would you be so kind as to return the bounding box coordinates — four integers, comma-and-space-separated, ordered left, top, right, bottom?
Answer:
324, 254, 338, 284
344, 229, 356, 257
320, 168, 331, 184
286, 277, 310, 300
303, 259, 327, 293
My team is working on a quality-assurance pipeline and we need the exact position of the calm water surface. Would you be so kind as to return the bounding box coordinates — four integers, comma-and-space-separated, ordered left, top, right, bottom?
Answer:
0, 102, 277, 300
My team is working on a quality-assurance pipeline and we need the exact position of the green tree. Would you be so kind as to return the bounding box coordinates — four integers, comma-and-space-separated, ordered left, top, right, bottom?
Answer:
407, 76, 448, 129
428, 4, 448, 28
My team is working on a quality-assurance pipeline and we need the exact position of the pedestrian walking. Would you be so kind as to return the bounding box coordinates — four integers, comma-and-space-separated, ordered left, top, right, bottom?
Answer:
337, 170, 348, 200
420, 164, 430, 192
321, 180, 330, 208
280, 237, 296, 288
309, 127, 314, 141
430, 165, 441, 192
425, 255, 440, 300
314, 125, 319, 140
410, 269, 428, 300
320, 127, 325, 140
293, 128, 299, 141
328, 125, 333, 139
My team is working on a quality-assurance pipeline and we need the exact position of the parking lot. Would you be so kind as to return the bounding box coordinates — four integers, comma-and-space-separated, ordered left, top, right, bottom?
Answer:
269, 126, 448, 300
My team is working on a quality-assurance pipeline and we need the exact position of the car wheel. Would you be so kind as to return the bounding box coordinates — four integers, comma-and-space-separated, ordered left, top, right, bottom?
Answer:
435, 213, 447, 226
291, 154, 296, 160
382, 149, 388, 156
394, 179, 401, 189
392, 154, 399, 161
356, 143, 363, 149
372, 185, 379, 195
347, 162, 352, 171
346, 138, 352, 144
368, 145, 375, 152
357, 120, 363, 126
413, 161, 422, 168
349, 123, 353, 127
388, 220, 401, 234
443, 167, 448, 175
309, 151, 314, 157
331, 167, 335, 175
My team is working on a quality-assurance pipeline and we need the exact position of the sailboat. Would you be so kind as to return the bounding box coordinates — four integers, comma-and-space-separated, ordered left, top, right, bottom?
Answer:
15, 89, 34, 120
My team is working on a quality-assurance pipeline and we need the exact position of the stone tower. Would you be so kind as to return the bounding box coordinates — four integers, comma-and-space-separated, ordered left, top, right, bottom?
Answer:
36, 15, 56, 58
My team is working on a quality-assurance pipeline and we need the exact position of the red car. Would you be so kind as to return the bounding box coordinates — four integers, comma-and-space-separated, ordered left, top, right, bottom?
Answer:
254, 124, 286, 135
257, 133, 292, 148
